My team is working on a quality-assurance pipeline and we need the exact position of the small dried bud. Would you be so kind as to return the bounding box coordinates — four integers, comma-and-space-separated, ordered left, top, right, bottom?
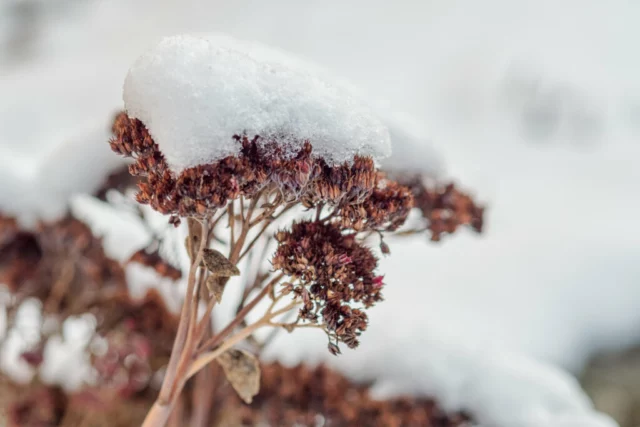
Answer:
328, 342, 341, 356
217, 349, 261, 404
280, 283, 294, 295
380, 240, 391, 255
202, 249, 240, 277
372, 275, 385, 289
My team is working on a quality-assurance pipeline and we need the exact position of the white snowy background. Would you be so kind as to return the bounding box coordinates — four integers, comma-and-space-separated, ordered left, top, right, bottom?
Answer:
1, 1, 639, 426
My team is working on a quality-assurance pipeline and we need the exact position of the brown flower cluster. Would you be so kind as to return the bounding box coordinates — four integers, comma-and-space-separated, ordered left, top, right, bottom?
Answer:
6, 384, 151, 427
0, 215, 126, 315
272, 221, 382, 351
89, 328, 153, 402
220, 362, 471, 427
0, 212, 179, 378
110, 114, 387, 221
339, 173, 414, 232
402, 177, 484, 241
98, 289, 179, 371
110, 114, 483, 243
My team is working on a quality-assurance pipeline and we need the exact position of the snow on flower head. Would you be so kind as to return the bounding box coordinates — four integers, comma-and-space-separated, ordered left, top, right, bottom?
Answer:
112, 34, 404, 220
122, 34, 391, 173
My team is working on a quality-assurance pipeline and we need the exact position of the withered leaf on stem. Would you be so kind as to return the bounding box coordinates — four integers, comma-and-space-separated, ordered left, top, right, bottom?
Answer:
205, 276, 226, 303
281, 323, 295, 333
217, 349, 261, 404
202, 249, 240, 278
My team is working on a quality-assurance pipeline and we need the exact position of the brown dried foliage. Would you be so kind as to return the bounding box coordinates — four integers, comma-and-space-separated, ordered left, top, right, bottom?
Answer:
220, 362, 471, 427
0, 215, 126, 315
101, 289, 179, 369
6, 362, 471, 427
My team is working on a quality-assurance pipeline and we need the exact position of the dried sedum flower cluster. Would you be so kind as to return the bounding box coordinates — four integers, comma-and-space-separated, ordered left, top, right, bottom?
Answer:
0, 34, 485, 427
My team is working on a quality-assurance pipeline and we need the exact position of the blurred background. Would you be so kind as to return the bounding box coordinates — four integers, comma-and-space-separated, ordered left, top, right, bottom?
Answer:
1, 0, 639, 425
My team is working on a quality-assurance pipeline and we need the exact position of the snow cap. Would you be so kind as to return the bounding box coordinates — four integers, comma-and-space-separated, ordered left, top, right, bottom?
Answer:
124, 34, 392, 172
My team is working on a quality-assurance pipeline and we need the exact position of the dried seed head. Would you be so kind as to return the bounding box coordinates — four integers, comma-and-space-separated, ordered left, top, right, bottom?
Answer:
109, 115, 382, 219
273, 220, 381, 350
399, 176, 484, 241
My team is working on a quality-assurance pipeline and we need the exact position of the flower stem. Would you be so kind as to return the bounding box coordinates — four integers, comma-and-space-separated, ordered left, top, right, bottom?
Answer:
141, 219, 209, 427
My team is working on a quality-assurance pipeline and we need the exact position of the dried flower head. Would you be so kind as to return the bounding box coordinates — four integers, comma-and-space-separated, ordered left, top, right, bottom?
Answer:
100, 289, 179, 368
273, 221, 381, 350
91, 328, 153, 401
397, 175, 484, 241
338, 173, 414, 232
0, 215, 126, 314
109, 114, 381, 221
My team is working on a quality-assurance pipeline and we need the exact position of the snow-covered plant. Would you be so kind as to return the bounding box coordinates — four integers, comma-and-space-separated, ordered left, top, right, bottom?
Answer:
105, 35, 483, 427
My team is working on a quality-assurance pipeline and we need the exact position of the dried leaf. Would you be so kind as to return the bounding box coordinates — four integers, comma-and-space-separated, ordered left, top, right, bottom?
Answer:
206, 276, 226, 303
202, 249, 240, 277
282, 323, 295, 333
217, 349, 260, 404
